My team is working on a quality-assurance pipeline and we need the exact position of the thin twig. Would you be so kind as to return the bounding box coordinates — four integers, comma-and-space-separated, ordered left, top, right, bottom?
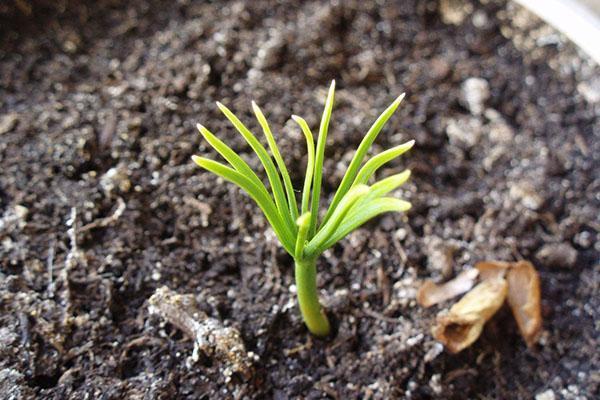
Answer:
47, 241, 55, 298
80, 197, 126, 232
148, 286, 256, 381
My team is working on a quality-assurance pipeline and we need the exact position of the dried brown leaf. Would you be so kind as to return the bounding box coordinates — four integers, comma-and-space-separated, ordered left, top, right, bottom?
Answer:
475, 260, 511, 281
506, 261, 542, 346
432, 278, 508, 353
417, 269, 479, 308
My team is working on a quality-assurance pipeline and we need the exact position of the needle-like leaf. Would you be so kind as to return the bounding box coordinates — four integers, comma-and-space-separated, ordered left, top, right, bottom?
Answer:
311, 197, 412, 257
304, 184, 370, 257
192, 155, 295, 254
363, 170, 411, 200
292, 115, 316, 215
252, 101, 299, 221
351, 140, 414, 187
217, 102, 296, 234
347, 170, 411, 217
321, 93, 405, 227
197, 124, 269, 198
309, 80, 336, 237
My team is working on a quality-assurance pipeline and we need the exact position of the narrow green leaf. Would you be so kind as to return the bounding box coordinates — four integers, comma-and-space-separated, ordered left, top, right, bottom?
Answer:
192, 155, 295, 254
321, 93, 405, 227
216, 102, 295, 234
294, 212, 311, 260
347, 169, 411, 216
352, 140, 414, 186
252, 101, 299, 221
364, 170, 411, 200
304, 185, 370, 257
310, 197, 411, 257
196, 124, 268, 197
291, 115, 315, 216
309, 80, 336, 237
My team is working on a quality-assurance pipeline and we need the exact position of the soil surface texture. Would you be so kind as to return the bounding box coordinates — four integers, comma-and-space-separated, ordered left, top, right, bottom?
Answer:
0, 0, 598, 399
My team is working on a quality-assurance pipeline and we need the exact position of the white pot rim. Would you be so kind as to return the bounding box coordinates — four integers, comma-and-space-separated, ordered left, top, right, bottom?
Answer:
512, 0, 600, 64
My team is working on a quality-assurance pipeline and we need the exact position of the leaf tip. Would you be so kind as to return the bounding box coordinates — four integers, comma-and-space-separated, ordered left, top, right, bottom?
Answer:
191, 155, 203, 165
400, 139, 415, 152
327, 80, 336, 98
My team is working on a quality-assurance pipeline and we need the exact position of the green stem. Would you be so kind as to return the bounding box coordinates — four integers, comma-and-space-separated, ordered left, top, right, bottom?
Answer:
294, 258, 330, 337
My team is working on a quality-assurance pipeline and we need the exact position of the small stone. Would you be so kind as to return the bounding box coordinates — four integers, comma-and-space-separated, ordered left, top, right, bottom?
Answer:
423, 342, 444, 363
439, 0, 473, 26
100, 166, 131, 196
424, 236, 459, 277
461, 77, 490, 115
577, 77, 600, 104
573, 231, 593, 249
535, 243, 577, 269
509, 181, 544, 210
472, 10, 489, 28
445, 116, 483, 149
0, 113, 18, 134
395, 228, 408, 241
485, 109, 514, 143
0, 205, 28, 232
62, 31, 81, 53
535, 389, 556, 400
13, 205, 28, 219
429, 373, 443, 395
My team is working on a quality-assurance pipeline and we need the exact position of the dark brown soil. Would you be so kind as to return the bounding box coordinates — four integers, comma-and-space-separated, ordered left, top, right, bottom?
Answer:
1, 0, 598, 398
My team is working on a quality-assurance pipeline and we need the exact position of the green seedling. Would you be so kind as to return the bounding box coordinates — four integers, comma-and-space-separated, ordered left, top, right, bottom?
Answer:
193, 81, 413, 336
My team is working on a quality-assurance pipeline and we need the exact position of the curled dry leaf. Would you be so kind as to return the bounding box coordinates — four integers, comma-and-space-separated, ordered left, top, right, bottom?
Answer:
475, 260, 511, 280
476, 260, 542, 346
417, 269, 479, 308
432, 278, 508, 353
429, 260, 543, 352
506, 261, 542, 346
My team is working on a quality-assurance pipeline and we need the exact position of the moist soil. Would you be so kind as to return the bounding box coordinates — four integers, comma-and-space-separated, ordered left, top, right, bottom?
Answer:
0, 0, 598, 398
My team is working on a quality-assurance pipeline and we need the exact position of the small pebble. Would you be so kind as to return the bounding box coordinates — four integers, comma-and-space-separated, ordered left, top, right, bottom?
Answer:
510, 181, 544, 210
445, 116, 482, 149
0, 113, 18, 135
461, 77, 490, 115
439, 0, 472, 26
535, 243, 577, 269
535, 389, 556, 400
423, 342, 444, 363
